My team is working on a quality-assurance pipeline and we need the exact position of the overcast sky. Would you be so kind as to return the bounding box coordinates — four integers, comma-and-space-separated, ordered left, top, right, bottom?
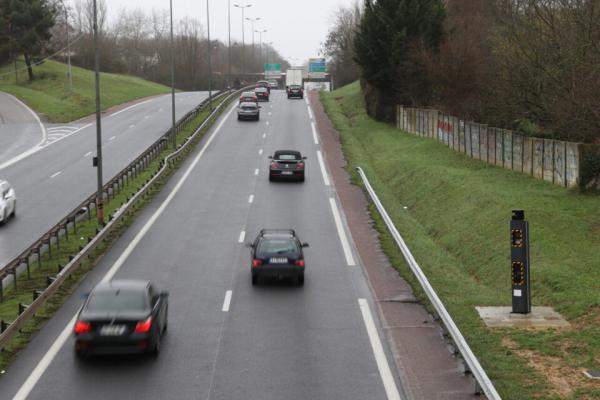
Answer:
67, 0, 357, 64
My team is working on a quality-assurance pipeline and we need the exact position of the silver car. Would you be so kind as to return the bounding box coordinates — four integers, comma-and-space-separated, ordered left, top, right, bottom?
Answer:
237, 102, 260, 121
0, 180, 16, 224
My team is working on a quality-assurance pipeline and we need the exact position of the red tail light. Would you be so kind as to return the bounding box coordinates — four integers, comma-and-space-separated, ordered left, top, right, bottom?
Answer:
296, 162, 305, 169
74, 321, 92, 334
134, 317, 152, 333
252, 259, 263, 268
295, 260, 305, 267
270, 162, 278, 169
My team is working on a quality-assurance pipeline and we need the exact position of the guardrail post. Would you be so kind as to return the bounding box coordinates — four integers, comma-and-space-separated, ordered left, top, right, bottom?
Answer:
64, 223, 69, 241
0, 320, 8, 333
0, 282, 3, 303
46, 276, 55, 287
55, 232, 60, 250
46, 239, 52, 259
33, 289, 43, 300
11, 269, 17, 290
18, 303, 28, 315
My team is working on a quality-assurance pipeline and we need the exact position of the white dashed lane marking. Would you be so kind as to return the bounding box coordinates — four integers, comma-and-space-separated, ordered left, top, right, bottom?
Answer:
238, 231, 246, 243
50, 171, 62, 179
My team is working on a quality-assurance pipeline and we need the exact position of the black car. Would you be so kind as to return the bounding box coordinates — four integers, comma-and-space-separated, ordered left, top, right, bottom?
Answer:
255, 87, 270, 101
247, 229, 309, 285
287, 85, 303, 99
269, 150, 306, 182
73, 280, 168, 358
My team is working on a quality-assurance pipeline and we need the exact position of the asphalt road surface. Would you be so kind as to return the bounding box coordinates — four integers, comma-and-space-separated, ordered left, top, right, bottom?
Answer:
0, 90, 406, 400
0, 92, 45, 167
0, 92, 209, 268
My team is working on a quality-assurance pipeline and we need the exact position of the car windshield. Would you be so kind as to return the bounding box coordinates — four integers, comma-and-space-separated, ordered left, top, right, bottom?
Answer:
85, 291, 148, 312
242, 92, 255, 97
255, 88, 267, 93
257, 239, 299, 257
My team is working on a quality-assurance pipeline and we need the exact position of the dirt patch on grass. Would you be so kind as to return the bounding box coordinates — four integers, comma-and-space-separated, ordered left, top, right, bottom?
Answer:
502, 337, 595, 398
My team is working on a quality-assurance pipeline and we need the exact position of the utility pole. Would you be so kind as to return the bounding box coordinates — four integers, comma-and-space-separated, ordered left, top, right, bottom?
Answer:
169, 0, 176, 149
92, 0, 104, 225
234, 3, 252, 83
207, 0, 213, 110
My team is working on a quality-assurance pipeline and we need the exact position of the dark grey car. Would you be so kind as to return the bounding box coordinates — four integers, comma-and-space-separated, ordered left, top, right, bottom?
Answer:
247, 229, 309, 286
73, 280, 168, 358
237, 102, 260, 121
268, 150, 306, 182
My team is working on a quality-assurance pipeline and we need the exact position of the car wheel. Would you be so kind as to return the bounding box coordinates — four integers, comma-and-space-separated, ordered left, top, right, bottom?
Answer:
252, 274, 258, 285
299, 176, 305, 183
237, 116, 241, 121
150, 332, 161, 358
163, 307, 168, 333
297, 273, 304, 286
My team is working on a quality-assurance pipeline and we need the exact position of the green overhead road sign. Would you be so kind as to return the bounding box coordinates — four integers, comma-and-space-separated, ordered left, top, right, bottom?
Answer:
264, 63, 281, 72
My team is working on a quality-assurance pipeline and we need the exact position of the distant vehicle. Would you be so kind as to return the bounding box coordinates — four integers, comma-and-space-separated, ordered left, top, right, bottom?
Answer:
268, 80, 278, 89
287, 84, 304, 99
285, 68, 303, 88
239, 91, 258, 104
247, 229, 309, 286
0, 180, 16, 225
255, 86, 270, 102
269, 150, 306, 182
256, 80, 271, 94
73, 280, 168, 358
238, 102, 260, 121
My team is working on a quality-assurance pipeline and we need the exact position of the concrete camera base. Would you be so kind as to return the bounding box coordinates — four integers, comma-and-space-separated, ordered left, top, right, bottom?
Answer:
476, 306, 570, 329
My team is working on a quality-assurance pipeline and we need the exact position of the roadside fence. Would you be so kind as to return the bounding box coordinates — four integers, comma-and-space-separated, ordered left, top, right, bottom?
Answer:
397, 106, 581, 188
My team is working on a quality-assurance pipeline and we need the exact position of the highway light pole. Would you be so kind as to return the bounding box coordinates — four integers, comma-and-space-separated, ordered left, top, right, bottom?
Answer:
233, 3, 251, 83
245, 17, 260, 70
92, 0, 104, 225
169, 0, 176, 150
255, 29, 267, 75
228, 0, 231, 89
206, 0, 213, 110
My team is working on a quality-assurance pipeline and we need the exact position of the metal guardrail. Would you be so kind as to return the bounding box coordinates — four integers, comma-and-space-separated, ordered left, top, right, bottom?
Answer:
0, 90, 233, 299
0, 88, 244, 350
356, 166, 501, 400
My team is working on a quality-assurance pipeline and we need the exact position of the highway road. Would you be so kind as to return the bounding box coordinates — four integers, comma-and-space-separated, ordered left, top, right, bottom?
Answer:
0, 92, 209, 267
0, 92, 45, 167
1, 90, 405, 400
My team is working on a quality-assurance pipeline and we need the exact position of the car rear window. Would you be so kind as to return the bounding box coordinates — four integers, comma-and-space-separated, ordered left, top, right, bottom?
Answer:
277, 154, 299, 161
86, 291, 148, 312
256, 239, 299, 257
242, 105, 257, 110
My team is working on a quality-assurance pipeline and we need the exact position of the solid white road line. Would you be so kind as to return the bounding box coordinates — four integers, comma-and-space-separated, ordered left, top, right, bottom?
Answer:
329, 198, 356, 266
222, 290, 233, 312
308, 107, 314, 120
3, 92, 46, 146
11, 102, 239, 400
109, 97, 158, 118
358, 299, 403, 400
311, 122, 319, 145
316, 150, 330, 186
238, 230, 246, 243
259, 149, 263, 155
248, 195, 254, 203
49, 171, 62, 179
305, 96, 309, 105
254, 168, 259, 176
84, 151, 92, 158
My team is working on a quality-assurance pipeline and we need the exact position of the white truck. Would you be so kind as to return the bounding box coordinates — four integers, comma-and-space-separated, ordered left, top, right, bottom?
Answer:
285, 68, 304, 88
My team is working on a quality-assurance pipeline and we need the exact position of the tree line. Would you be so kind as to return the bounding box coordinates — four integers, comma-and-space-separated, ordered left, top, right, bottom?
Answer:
323, 0, 600, 143
0, 0, 290, 90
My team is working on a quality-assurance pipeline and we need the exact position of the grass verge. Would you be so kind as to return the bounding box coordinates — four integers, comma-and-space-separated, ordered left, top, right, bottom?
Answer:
0, 93, 233, 372
321, 82, 600, 400
0, 59, 171, 123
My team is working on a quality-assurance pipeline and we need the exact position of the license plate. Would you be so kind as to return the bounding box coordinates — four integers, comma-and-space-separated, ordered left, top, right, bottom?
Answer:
100, 325, 126, 336
282, 171, 293, 175
270, 257, 288, 264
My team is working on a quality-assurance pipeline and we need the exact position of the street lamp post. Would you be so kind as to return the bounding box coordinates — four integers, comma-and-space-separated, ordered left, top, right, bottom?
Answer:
255, 29, 267, 75
92, 0, 104, 224
245, 17, 260, 71
233, 3, 252, 82
169, 0, 176, 150
206, 0, 212, 110
228, 0, 231, 89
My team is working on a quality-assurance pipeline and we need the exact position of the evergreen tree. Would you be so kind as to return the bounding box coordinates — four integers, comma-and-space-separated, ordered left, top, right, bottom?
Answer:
354, 0, 445, 120
1, 0, 56, 80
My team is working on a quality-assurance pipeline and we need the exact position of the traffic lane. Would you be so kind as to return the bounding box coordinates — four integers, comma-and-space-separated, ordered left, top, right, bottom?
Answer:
0, 92, 209, 266
0, 92, 44, 165
9, 102, 270, 399
206, 93, 389, 399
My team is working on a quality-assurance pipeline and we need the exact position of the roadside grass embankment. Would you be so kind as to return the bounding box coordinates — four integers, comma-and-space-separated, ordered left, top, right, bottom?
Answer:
321, 82, 600, 400
0, 93, 233, 372
0, 59, 171, 123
